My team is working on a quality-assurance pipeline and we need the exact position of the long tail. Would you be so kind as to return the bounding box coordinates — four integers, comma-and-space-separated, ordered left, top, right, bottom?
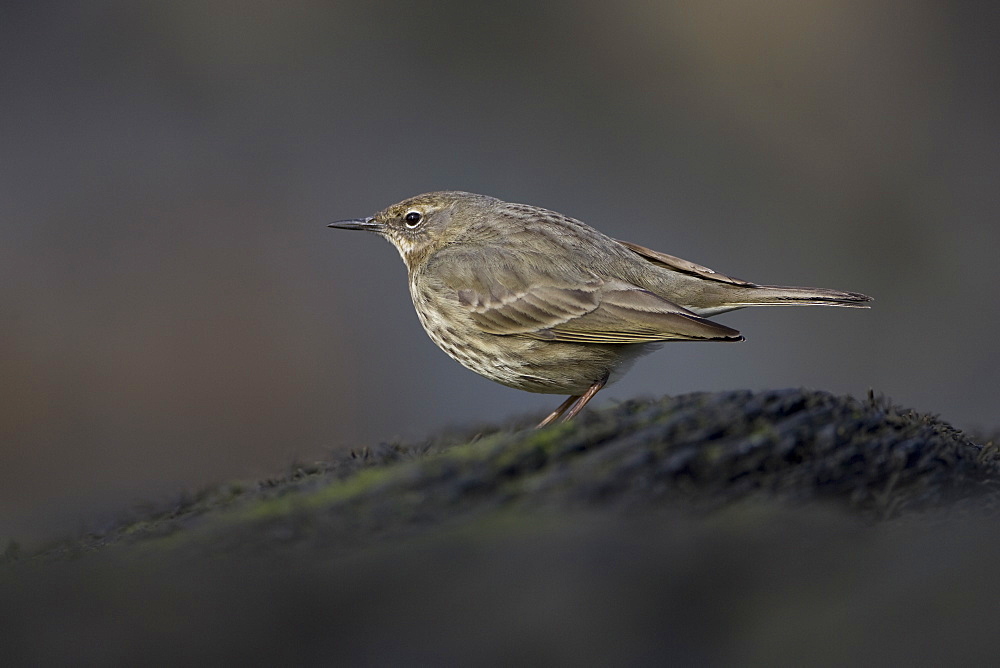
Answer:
732, 285, 873, 308
688, 284, 872, 316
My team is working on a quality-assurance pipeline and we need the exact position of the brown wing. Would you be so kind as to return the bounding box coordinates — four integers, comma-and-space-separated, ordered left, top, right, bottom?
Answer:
615, 239, 755, 287
445, 249, 743, 344
531, 284, 743, 343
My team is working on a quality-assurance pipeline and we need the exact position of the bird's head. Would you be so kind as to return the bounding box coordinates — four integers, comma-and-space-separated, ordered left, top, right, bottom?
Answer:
329, 191, 497, 270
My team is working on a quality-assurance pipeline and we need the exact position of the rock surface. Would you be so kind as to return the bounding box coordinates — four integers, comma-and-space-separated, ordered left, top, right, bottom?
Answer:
3, 389, 999, 664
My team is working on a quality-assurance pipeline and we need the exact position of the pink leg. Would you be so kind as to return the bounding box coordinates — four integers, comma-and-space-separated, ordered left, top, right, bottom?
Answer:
535, 375, 608, 428
536, 394, 579, 429
559, 376, 607, 423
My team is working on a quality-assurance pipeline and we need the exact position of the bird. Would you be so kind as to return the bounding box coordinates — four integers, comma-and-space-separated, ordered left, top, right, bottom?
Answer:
329, 191, 871, 428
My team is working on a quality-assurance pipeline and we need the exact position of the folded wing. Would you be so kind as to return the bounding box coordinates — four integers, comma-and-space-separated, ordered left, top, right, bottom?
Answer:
443, 249, 742, 344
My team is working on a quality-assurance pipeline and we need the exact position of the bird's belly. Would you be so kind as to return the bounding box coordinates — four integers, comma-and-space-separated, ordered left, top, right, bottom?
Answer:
419, 314, 656, 394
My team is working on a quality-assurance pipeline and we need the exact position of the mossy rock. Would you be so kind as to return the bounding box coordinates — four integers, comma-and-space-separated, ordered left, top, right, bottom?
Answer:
27, 388, 1000, 562
4, 389, 999, 665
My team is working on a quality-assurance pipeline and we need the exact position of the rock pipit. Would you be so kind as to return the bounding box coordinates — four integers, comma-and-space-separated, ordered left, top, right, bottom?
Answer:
329, 192, 871, 427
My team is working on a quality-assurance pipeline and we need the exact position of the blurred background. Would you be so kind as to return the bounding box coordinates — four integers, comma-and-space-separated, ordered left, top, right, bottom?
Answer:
1, 0, 997, 543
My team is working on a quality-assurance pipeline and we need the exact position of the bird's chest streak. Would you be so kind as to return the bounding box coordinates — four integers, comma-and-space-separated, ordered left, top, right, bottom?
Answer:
407, 278, 634, 395
408, 279, 508, 381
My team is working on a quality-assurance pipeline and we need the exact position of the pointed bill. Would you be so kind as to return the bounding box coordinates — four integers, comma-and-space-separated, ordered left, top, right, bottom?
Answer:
328, 217, 383, 231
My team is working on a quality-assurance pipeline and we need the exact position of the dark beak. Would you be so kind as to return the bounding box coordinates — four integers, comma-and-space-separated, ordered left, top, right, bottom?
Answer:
328, 216, 382, 231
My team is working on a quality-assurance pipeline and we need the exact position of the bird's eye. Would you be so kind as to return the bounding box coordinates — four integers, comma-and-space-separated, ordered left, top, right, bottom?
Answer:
404, 211, 423, 228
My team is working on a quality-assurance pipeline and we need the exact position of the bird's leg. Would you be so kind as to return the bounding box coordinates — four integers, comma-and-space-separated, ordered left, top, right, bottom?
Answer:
560, 375, 608, 423
536, 394, 579, 429
535, 375, 609, 429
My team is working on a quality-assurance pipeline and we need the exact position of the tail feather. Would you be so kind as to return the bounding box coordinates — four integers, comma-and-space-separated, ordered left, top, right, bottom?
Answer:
735, 285, 873, 308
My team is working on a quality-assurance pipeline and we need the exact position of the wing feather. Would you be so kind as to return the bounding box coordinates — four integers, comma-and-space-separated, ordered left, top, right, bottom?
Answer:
615, 239, 754, 287
530, 286, 742, 343
433, 247, 743, 344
